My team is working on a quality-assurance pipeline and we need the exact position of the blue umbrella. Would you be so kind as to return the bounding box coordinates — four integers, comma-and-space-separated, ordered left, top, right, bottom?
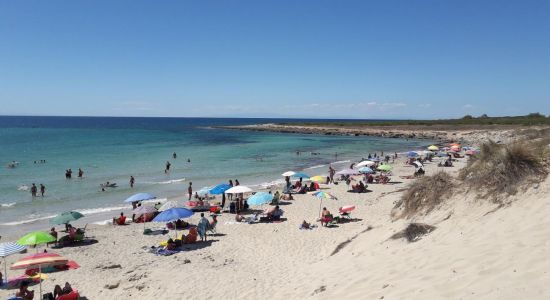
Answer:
437, 152, 449, 157
209, 184, 231, 195
358, 167, 374, 174
407, 151, 418, 158
124, 193, 156, 203
152, 208, 194, 222
247, 192, 273, 206
291, 172, 310, 179
0, 242, 27, 283
152, 207, 194, 238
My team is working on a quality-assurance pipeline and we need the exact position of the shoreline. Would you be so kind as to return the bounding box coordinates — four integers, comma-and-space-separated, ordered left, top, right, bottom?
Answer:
217, 123, 531, 144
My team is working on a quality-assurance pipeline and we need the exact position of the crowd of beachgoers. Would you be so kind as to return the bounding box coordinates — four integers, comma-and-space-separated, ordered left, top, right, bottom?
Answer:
1, 142, 483, 299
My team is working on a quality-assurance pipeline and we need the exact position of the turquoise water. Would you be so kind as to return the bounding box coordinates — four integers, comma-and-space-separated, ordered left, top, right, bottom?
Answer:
0, 116, 433, 227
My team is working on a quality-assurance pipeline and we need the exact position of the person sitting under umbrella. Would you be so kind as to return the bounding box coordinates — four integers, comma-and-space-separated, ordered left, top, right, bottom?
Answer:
265, 205, 284, 221
17, 281, 34, 300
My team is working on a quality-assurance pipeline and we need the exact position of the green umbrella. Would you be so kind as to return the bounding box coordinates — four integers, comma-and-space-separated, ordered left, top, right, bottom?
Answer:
50, 211, 84, 225
377, 164, 393, 172
17, 231, 56, 246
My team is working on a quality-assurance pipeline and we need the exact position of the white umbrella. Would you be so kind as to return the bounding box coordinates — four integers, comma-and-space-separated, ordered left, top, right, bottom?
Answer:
336, 169, 360, 176
281, 171, 295, 177
413, 161, 424, 168
159, 200, 184, 211
356, 160, 375, 167
225, 186, 253, 194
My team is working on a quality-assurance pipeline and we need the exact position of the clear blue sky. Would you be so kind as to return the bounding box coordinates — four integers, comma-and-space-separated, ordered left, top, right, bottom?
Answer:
1, 0, 549, 119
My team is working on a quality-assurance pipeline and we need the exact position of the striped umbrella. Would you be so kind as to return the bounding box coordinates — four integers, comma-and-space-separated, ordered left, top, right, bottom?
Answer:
11, 252, 68, 270
0, 242, 27, 283
11, 252, 69, 296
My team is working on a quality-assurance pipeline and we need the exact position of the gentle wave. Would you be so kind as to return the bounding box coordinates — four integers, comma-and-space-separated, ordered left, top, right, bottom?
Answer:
1, 202, 17, 208
0, 214, 57, 226
0, 205, 131, 226
18, 185, 29, 191
305, 164, 326, 170
143, 178, 186, 185
332, 160, 351, 164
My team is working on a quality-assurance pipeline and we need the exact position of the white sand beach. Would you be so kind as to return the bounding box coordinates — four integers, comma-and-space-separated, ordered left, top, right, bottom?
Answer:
2, 148, 549, 300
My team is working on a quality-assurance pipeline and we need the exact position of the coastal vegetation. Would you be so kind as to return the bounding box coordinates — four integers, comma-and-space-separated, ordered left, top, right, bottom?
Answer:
281, 113, 550, 127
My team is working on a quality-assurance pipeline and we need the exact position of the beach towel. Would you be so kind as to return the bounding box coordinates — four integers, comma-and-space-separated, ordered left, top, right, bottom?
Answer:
155, 248, 181, 256
299, 224, 317, 230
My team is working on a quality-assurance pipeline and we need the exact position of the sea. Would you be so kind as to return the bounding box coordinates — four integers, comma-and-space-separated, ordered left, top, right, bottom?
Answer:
0, 116, 433, 234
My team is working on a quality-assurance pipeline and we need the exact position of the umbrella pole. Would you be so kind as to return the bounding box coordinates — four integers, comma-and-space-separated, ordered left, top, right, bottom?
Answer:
39, 264, 42, 298
3, 257, 7, 285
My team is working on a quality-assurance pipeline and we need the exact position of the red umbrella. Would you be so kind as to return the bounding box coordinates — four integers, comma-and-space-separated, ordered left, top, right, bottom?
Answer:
11, 252, 68, 270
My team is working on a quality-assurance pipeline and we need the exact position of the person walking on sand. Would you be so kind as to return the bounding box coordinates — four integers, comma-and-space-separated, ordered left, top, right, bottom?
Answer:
30, 183, 37, 197
130, 176, 135, 188
165, 161, 171, 173
40, 184, 45, 197
188, 182, 193, 200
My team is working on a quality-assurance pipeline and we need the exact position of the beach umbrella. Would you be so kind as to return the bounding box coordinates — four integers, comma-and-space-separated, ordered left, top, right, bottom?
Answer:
312, 191, 337, 216
49, 211, 84, 225
196, 186, 211, 197
209, 183, 231, 195
247, 192, 273, 206
132, 205, 157, 215
124, 193, 156, 203
133, 205, 158, 231
450, 143, 461, 148
0, 242, 27, 283
11, 253, 68, 270
413, 161, 424, 168
428, 145, 439, 151
377, 165, 393, 172
291, 172, 310, 179
159, 200, 184, 211
17, 232, 56, 248
407, 151, 418, 158
358, 167, 374, 174
369, 157, 381, 162
11, 252, 69, 296
310, 175, 327, 183
152, 208, 194, 239
336, 169, 359, 176
356, 160, 375, 167
225, 186, 253, 194
281, 171, 296, 177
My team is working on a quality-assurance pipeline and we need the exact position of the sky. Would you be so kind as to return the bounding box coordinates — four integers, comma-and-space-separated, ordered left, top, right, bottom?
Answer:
0, 0, 549, 119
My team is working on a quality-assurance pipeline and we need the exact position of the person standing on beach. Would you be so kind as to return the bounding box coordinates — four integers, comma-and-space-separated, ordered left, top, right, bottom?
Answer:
188, 182, 193, 200
40, 184, 45, 197
228, 180, 234, 202
197, 213, 209, 242
30, 183, 37, 197
78, 168, 84, 178
130, 176, 135, 188
165, 161, 171, 173
328, 165, 335, 183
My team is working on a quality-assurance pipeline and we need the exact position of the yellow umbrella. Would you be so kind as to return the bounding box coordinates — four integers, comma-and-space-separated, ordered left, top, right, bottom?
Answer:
310, 176, 326, 183
428, 145, 439, 151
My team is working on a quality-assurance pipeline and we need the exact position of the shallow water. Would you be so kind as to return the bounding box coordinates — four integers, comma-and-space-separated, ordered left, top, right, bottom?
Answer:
0, 116, 433, 229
